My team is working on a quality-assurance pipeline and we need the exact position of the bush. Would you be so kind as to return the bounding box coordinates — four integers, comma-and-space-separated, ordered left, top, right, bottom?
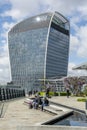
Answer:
83, 85, 87, 96
54, 92, 59, 96
75, 92, 86, 97
60, 92, 71, 96
38, 91, 54, 97
60, 92, 67, 96
49, 91, 54, 96
38, 92, 45, 96
84, 91, 87, 96
38, 91, 59, 97
77, 98, 87, 102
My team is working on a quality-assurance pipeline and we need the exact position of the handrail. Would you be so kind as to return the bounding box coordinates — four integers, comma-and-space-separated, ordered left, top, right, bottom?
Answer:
0, 102, 4, 118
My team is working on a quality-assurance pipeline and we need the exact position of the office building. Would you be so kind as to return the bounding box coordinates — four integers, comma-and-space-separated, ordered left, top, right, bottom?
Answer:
8, 11, 70, 91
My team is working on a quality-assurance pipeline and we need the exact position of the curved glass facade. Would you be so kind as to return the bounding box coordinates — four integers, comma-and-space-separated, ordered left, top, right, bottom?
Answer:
8, 12, 70, 91
46, 13, 69, 78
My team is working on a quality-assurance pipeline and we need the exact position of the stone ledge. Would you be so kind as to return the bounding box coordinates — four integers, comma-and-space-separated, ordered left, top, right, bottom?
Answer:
17, 125, 87, 130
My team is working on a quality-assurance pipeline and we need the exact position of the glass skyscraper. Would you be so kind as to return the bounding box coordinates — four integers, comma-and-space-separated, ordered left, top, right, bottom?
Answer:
8, 12, 70, 91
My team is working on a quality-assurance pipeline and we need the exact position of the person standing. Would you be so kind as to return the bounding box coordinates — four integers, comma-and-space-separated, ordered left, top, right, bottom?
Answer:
66, 87, 70, 98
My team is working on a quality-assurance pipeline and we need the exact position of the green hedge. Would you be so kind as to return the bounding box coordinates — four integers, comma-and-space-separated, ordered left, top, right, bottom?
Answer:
49, 91, 54, 96
75, 92, 86, 97
60, 92, 67, 96
38, 92, 45, 96
38, 91, 58, 96
60, 92, 71, 96
77, 98, 87, 102
54, 92, 59, 96
38, 91, 72, 96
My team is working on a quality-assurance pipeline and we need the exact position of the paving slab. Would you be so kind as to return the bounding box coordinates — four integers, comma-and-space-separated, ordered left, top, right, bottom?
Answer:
49, 96, 87, 112
0, 96, 87, 130
0, 98, 53, 130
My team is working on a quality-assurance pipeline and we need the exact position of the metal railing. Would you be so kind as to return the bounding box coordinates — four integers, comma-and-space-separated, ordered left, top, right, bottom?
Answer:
0, 102, 4, 118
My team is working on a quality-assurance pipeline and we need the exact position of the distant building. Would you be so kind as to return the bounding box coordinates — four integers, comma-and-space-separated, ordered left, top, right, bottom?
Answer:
8, 11, 70, 91
73, 62, 87, 70
0, 84, 21, 89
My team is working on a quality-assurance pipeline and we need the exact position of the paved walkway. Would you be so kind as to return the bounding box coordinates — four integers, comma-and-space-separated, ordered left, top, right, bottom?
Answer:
0, 96, 87, 130
49, 96, 87, 112
0, 98, 53, 130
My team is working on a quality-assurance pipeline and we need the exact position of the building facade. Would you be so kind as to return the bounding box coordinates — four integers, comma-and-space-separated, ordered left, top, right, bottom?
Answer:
8, 12, 70, 91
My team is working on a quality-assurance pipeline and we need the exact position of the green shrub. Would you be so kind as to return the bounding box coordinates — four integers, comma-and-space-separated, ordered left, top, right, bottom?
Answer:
38, 92, 45, 96
77, 98, 87, 102
84, 91, 87, 96
54, 92, 59, 96
60, 92, 67, 96
76, 92, 86, 97
49, 91, 54, 96
59, 92, 71, 96
49, 91, 59, 96
83, 85, 87, 96
38, 91, 54, 96
39, 91, 59, 97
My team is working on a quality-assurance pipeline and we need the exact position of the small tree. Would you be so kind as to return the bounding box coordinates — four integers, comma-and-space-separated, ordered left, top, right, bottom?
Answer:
64, 76, 86, 96
83, 85, 87, 96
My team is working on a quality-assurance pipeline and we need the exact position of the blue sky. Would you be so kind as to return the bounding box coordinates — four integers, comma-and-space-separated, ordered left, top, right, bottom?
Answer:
1, 0, 87, 84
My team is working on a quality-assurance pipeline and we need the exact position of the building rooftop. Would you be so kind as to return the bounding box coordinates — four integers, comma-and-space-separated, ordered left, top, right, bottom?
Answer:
72, 62, 87, 70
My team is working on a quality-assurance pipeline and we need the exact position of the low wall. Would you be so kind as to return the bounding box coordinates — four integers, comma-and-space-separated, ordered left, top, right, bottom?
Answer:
17, 125, 87, 130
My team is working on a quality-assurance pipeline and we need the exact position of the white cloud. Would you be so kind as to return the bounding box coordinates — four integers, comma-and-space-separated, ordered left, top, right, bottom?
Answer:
1, 40, 6, 44
0, 67, 11, 84
1, 43, 8, 56
0, 40, 11, 84
70, 35, 79, 52
76, 25, 87, 57
2, 0, 43, 20
0, 57, 9, 68
78, 5, 87, 17
70, 24, 87, 59
42, 0, 87, 16
0, 0, 9, 6
0, 55, 11, 84
1, 22, 15, 42
2, 22, 15, 30
1, 0, 87, 21
70, 16, 80, 32
68, 62, 76, 73
2, 9, 22, 20
1, 31, 8, 40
